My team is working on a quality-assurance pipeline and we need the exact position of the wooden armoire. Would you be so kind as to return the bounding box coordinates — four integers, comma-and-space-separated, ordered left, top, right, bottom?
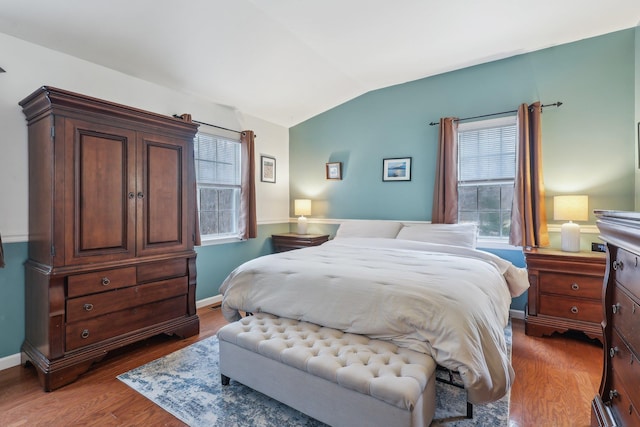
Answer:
20, 86, 200, 391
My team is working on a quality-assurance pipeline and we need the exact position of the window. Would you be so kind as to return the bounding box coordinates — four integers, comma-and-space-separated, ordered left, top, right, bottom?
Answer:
457, 116, 517, 240
194, 131, 242, 240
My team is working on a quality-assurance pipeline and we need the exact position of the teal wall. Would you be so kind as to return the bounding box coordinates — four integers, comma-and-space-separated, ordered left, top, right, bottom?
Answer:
0, 242, 27, 359
0, 223, 288, 359
290, 29, 637, 221
290, 28, 637, 313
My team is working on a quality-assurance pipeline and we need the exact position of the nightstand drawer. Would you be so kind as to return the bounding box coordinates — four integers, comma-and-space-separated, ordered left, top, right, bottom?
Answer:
539, 271, 602, 299
538, 294, 602, 323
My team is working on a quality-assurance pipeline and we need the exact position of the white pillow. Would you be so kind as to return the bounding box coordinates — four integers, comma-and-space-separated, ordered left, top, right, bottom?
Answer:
396, 223, 478, 248
335, 220, 404, 239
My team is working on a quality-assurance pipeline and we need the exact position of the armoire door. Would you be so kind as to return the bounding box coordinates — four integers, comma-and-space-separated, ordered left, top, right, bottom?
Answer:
136, 132, 191, 256
63, 118, 137, 265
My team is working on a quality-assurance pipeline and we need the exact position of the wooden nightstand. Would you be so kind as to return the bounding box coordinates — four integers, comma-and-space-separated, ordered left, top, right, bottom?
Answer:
524, 248, 606, 342
271, 233, 330, 253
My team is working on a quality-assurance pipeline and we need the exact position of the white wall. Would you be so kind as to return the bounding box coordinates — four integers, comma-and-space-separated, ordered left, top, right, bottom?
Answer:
0, 32, 290, 242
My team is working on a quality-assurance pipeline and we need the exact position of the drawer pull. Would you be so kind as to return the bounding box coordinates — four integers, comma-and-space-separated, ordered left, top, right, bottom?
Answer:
609, 346, 619, 358
609, 389, 619, 400
612, 303, 621, 314
101, 277, 111, 286
83, 303, 94, 311
570, 283, 579, 291
81, 329, 90, 339
570, 306, 579, 314
613, 260, 624, 270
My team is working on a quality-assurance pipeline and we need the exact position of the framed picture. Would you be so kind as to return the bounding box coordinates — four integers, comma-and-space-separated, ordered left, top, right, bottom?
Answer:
261, 155, 276, 183
326, 162, 342, 180
382, 157, 412, 181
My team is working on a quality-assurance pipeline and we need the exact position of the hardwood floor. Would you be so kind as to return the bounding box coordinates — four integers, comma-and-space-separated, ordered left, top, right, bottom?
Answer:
0, 307, 603, 427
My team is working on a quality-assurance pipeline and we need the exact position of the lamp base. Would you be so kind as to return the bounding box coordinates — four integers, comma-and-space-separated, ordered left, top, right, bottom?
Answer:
297, 216, 308, 235
560, 221, 580, 252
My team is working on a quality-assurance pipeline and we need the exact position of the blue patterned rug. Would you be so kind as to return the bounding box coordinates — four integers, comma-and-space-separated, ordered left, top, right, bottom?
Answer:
118, 323, 511, 426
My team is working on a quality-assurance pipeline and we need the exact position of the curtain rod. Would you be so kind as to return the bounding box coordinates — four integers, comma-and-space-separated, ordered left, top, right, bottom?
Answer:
428, 102, 563, 126
172, 115, 242, 135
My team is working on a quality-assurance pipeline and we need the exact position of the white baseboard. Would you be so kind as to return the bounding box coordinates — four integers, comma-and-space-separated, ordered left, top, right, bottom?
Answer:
0, 353, 21, 372
510, 309, 525, 320
196, 294, 222, 308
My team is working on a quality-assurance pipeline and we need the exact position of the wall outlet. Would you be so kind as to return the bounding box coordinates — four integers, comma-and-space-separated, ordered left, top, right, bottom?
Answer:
591, 242, 606, 253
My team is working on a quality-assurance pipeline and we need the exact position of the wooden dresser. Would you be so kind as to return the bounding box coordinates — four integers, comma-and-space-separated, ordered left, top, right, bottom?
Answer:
524, 248, 606, 342
592, 210, 640, 426
20, 87, 200, 391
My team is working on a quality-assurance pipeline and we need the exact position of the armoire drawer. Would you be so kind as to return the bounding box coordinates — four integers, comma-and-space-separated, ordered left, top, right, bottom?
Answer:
137, 258, 188, 283
67, 267, 137, 297
66, 276, 188, 322
538, 294, 602, 323
538, 272, 602, 299
65, 295, 188, 351
611, 285, 640, 354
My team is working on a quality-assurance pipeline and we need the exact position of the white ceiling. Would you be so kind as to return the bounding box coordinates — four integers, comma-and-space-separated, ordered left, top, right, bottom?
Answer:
0, 0, 638, 127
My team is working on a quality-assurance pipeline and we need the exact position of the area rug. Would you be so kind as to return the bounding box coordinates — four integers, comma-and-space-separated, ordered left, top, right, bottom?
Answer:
118, 322, 511, 426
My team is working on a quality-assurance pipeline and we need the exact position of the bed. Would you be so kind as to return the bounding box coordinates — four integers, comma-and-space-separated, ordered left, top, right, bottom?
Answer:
218, 221, 529, 421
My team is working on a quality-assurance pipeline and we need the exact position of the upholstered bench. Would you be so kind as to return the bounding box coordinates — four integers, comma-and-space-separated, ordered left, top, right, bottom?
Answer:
217, 313, 437, 427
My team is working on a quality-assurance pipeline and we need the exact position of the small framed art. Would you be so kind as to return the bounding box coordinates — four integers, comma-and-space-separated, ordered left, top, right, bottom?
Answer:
261, 155, 276, 183
382, 157, 412, 181
326, 162, 342, 180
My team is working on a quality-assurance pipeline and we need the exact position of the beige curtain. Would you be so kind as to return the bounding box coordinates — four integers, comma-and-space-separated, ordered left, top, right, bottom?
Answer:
239, 130, 257, 239
0, 233, 4, 268
509, 102, 550, 248
431, 117, 459, 223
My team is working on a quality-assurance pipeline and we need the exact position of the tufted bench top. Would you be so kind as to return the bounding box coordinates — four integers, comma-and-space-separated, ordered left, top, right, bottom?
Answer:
217, 312, 436, 411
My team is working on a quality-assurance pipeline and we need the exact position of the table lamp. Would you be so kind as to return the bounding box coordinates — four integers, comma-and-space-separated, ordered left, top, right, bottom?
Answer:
294, 199, 311, 235
553, 195, 588, 252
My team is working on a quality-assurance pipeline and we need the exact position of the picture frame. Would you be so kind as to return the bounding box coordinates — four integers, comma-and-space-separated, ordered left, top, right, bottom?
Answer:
261, 155, 276, 183
326, 162, 342, 180
382, 157, 412, 181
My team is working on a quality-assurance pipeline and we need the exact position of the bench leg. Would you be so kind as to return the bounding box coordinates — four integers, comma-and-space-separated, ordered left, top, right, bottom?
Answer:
221, 374, 230, 386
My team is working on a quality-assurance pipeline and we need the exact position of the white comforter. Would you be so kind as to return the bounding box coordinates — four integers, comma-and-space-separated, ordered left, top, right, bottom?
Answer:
220, 237, 529, 404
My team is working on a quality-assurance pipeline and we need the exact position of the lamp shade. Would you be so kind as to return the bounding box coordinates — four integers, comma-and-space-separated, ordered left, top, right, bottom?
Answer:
554, 195, 588, 252
294, 199, 311, 216
553, 195, 588, 221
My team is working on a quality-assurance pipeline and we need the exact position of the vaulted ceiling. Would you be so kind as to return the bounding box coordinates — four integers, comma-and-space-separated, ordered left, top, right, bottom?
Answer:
0, 0, 638, 127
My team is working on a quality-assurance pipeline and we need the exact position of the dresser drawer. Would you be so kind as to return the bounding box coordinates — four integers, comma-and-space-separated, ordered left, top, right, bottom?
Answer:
66, 276, 188, 322
611, 285, 640, 355
538, 294, 602, 323
539, 271, 602, 299
67, 267, 137, 297
613, 248, 640, 298
609, 368, 640, 427
610, 331, 640, 410
65, 295, 188, 351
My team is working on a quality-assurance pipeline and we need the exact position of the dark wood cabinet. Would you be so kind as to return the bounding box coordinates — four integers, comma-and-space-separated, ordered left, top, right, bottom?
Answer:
272, 233, 329, 252
591, 211, 640, 427
20, 87, 200, 391
524, 247, 606, 342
